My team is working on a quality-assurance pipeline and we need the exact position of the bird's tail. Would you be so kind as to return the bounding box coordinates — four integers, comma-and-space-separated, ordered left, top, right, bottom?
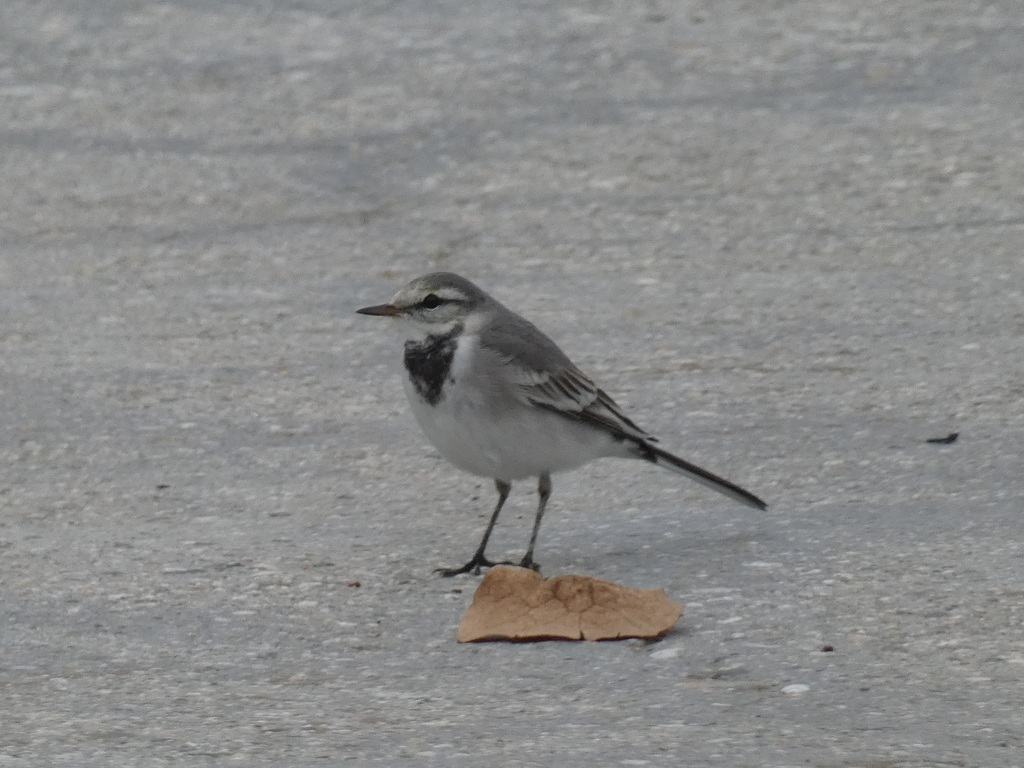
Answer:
636, 441, 767, 510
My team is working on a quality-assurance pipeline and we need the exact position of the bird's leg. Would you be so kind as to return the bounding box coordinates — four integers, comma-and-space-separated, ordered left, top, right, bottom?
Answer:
519, 473, 551, 572
436, 479, 511, 577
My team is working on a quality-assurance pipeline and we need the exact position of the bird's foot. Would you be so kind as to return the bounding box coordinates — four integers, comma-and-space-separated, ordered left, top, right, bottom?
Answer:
518, 555, 541, 573
435, 554, 498, 577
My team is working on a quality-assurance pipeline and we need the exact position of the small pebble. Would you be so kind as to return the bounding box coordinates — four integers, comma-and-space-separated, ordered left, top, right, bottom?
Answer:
649, 645, 684, 660
781, 683, 810, 695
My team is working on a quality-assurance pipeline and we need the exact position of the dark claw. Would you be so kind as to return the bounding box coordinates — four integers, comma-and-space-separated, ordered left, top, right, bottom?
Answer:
435, 554, 498, 577
518, 556, 541, 573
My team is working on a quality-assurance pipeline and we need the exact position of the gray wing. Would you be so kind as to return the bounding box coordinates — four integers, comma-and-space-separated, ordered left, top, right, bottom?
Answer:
481, 304, 656, 442
504, 362, 657, 443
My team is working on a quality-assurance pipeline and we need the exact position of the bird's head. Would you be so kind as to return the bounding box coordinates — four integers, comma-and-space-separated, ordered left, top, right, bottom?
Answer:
357, 272, 490, 337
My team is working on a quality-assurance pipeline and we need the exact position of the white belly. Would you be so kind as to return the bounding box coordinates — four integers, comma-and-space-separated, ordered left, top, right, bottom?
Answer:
402, 337, 620, 481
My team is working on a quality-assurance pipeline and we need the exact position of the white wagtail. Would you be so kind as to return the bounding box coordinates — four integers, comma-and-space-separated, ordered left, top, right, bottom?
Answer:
357, 272, 766, 576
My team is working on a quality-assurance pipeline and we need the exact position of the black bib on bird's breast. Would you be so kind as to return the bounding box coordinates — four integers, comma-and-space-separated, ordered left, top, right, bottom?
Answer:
403, 325, 461, 406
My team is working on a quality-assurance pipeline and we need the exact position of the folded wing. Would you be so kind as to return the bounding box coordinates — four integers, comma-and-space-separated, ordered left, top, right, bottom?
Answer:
505, 363, 657, 443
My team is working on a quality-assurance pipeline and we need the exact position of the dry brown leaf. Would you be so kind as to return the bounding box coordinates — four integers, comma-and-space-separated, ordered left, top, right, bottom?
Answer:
457, 565, 683, 642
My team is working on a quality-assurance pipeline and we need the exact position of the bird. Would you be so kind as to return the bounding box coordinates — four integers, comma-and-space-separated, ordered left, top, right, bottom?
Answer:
357, 272, 766, 576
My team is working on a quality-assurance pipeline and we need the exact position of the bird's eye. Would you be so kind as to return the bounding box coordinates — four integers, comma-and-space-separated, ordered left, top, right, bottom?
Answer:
421, 294, 443, 309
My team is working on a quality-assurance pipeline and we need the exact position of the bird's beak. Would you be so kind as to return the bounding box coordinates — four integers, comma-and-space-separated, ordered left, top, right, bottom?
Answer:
356, 303, 404, 317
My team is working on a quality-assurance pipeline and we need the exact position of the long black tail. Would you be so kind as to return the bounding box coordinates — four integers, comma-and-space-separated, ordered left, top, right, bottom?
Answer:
638, 442, 767, 510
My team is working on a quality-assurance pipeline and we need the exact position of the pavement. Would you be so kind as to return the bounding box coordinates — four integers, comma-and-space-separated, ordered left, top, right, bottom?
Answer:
2, 1, 1023, 766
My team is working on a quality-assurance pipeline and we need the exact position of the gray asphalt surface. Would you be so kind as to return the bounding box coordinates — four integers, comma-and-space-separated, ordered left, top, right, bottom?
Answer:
2, 1, 1024, 766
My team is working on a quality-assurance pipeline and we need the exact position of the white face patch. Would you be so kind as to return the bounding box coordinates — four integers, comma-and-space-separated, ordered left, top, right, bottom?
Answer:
396, 314, 463, 344
432, 287, 469, 302
384, 283, 476, 338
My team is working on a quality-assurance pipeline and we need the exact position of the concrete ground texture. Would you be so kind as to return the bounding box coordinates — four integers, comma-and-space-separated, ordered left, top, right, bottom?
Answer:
2, 0, 1023, 766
